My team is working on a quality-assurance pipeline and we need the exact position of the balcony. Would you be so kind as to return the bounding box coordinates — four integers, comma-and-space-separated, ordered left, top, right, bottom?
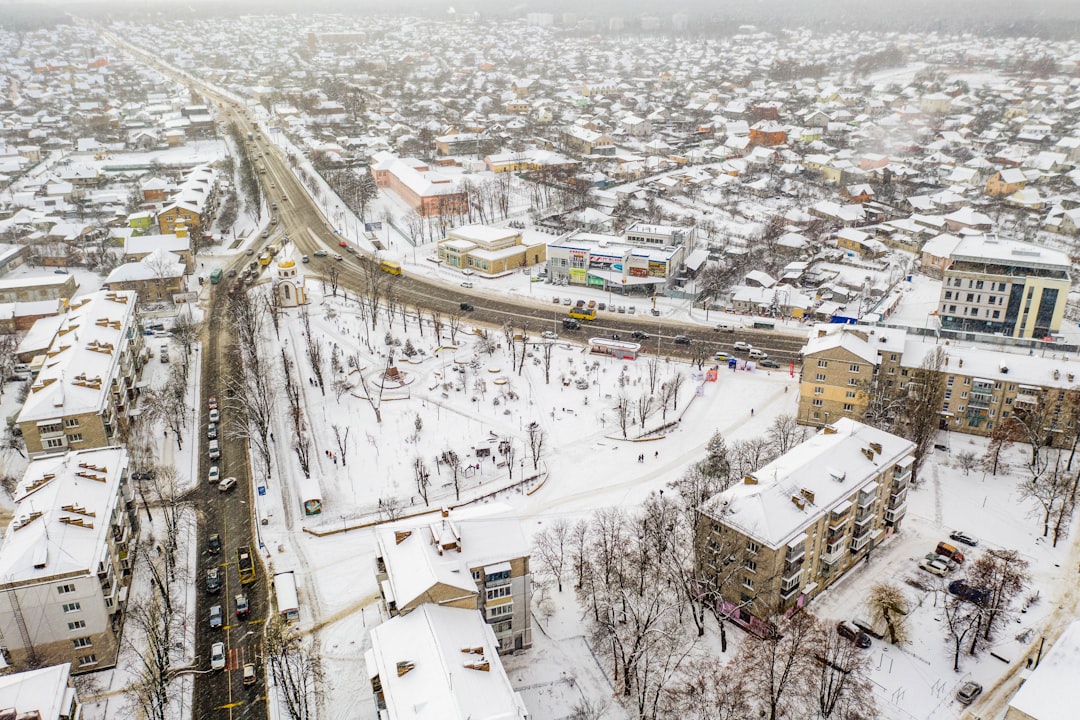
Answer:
850, 533, 871, 552
821, 544, 845, 565
780, 583, 801, 603
854, 512, 875, 530
889, 488, 908, 509
885, 503, 907, 524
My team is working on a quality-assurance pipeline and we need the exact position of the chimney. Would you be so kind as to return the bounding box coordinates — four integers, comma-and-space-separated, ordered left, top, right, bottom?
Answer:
869, 442, 882, 455
394, 530, 411, 545
800, 488, 815, 504
823, 425, 838, 435
396, 660, 415, 677
791, 495, 806, 510
743, 475, 758, 485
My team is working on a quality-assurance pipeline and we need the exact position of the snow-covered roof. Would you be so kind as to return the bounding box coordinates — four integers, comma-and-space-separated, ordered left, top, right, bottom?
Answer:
17, 291, 138, 424
105, 248, 185, 284
1007, 619, 1080, 720
448, 225, 519, 246
950, 235, 1069, 270
0, 663, 76, 719
366, 604, 528, 720
0, 446, 128, 583
707, 419, 914, 548
921, 233, 963, 258
124, 233, 191, 256
376, 506, 528, 611
801, 327, 881, 365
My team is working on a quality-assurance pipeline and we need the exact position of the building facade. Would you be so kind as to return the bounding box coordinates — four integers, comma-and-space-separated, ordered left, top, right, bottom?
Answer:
699, 419, 914, 630
374, 508, 532, 654
17, 291, 144, 456
546, 230, 685, 295
369, 152, 467, 217
436, 225, 547, 275
0, 447, 137, 672
939, 236, 1069, 339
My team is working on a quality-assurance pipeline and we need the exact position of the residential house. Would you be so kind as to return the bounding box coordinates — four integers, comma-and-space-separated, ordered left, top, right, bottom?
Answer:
103, 248, 186, 302
985, 167, 1027, 197
435, 133, 484, 157
919, 233, 963, 278
699, 418, 914, 630
0, 446, 137, 672
939, 236, 1069, 338
836, 228, 886, 258
17, 291, 143, 455
560, 126, 615, 156
374, 506, 532, 654
748, 120, 787, 147
122, 232, 193, 273
436, 225, 547, 276
0, 274, 77, 304
0, 663, 82, 718
366, 604, 529, 720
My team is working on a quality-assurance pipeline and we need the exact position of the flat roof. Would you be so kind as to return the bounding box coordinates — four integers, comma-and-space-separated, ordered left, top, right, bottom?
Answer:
0, 664, 74, 720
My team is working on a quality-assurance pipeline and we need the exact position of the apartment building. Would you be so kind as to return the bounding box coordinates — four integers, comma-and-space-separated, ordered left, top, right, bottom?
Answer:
0, 663, 81, 719
798, 323, 1080, 441
366, 604, 529, 720
0, 446, 137, 672
374, 506, 531, 654
939, 236, 1069, 339
369, 151, 467, 218
699, 419, 914, 631
17, 290, 143, 456
157, 165, 217, 235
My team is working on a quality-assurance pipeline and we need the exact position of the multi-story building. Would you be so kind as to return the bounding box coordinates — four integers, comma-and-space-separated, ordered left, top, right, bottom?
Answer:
103, 248, 187, 302
939, 236, 1069, 339
798, 323, 1080, 441
157, 165, 217, 235
699, 418, 914, 631
622, 221, 696, 251
546, 230, 685, 295
0, 446, 137, 672
436, 225, 548, 276
0, 663, 82, 718
369, 151, 467, 218
17, 290, 143, 456
374, 506, 532, 654
366, 604, 529, 720
0, 273, 78, 304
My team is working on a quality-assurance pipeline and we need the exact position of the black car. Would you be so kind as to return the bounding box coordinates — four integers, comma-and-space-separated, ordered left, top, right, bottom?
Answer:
759, 359, 781, 369
207, 533, 222, 555
459, 302, 474, 312
673, 335, 691, 345
631, 330, 650, 341
837, 621, 872, 648
948, 580, 989, 604
562, 318, 580, 330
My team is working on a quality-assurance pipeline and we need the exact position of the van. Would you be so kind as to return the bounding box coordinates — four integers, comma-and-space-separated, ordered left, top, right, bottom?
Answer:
714, 322, 736, 333
749, 348, 768, 360
935, 541, 965, 563
208, 439, 221, 460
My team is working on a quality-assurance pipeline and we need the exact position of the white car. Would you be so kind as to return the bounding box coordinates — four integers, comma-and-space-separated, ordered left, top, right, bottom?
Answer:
541, 330, 558, 340
734, 341, 753, 352
749, 348, 768, 360
219, 477, 238, 493
208, 466, 221, 484
209, 409, 220, 423
211, 641, 226, 670
919, 557, 949, 576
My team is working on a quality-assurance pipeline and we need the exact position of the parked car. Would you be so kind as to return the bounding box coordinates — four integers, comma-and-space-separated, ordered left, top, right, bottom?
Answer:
207, 533, 222, 554
235, 593, 250, 619
948, 580, 990, 604
587, 300, 596, 309
598, 302, 607, 311
924, 552, 955, 571
674, 335, 691, 345
261, 230, 269, 239
208, 465, 220, 484
209, 408, 220, 423
211, 641, 226, 670
338, 240, 347, 247
919, 557, 949, 576
208, 439, 221, 461
935, 541, 966, 563
459, 302, 474, 312
209, 604, 223, 629
552, 296, 561, 304
245, 249, 255, 256
541, 330, 558, 340
562, 318, 580, 330
836, 621, 872, 648
734, 341, 753, 352
461, 281, 474, 288
631, 330, 650, 341
714, 322, 736, 333
955, 681, 982, 705
949, 531, 978, 547
206, 567, 222, 593
219, 477, 238, 493
760, 359, 781, 369
207, 423, 218, 440
562, 297, 572, 305
227, 269, 237, 278
243, 662, 257, 686
208, 396, 218, 410
301, 255, 309, 263
714, 352, 728, 362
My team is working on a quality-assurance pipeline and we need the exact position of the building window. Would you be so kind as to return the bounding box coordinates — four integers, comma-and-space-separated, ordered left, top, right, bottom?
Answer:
814, 386, 824, 395
812, 399, 823, 407
78, 655, 97, 667
67, 620, 86, 631
843, 403, 854, 412
488, 603, 514, 619
39, 422, 62, 435
812, 411, 821, 419
742, 577, 755, 590
486, 585, 512, 601
960, 391, 968, 399
848, 378, 858, 386
64, 418, 80, 428
947, 376, 954, 386
746, 540, 759, 554
45, 438, 65, 449
493, 620, 513, 635
845, 391, 856, 399
744, 559, 757, 572
817, 360, 828, 368
849, 364, 860, 373
62, 602, 81, 613
67, 433, 83, 443
57, 584, 76, 594
815, 374, 826, 382
945, 390, 952, 399
72, 637, 92, 649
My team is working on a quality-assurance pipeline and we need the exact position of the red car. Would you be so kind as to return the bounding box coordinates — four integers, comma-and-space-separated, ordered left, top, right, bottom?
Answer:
338, 240, 347, 248
207, 396, 218, 410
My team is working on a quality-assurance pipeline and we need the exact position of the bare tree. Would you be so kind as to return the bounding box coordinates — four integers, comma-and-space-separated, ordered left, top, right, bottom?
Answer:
124, 590, 178, 720
413, 456, 431, 505
325, 263, 340, 297
1019, 454, 1070, 538
541, 340, 554, 384
956, 450, 979, 475
447, 311, 464, 345
440, 449, 462, 500
635, 392, 655, 433
169, 311, 202, 359
767, 414, 805, 455
737, 611, 818, 720
892, 346, 947, 485
533, 518, 570, 593
966, 548, 1029, 642
265, 614, 324, 720
661, 656, 751, 720
300, 305, 325, 396
866, 582, 910, 645
941, 588, 982, 671
527, 422, 546, 471
332, 425, 350, 467
813, 622, 877, 719
984, 417, 1019, 475
351, 353, 383, 423
615, 392, 632, 439
141, 365, 188, 450
499, 437, 518, 480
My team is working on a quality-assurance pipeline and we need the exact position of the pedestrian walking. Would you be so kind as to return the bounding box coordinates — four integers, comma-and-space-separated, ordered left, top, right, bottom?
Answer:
654, 451, 659, 459
751, 408, 755, 416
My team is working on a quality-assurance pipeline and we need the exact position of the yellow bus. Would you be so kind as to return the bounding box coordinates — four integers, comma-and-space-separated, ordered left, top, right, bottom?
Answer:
237, 546, 256, 585
258, 253, 272, 266
379, 260, 402, 276
568, 307, 596, 321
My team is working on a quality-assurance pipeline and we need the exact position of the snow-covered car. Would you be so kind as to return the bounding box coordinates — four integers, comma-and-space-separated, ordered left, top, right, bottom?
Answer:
209, 408, 220, 423
207, 423, 218, 440
919, 557, 949, 576
208, 396, 218, 410
208, 466, 220, 484
836, 621, 871, 649
956, 681, 982, 705
733, 341, 753, 352
949, 531, 978, 547
541, 331, 558, 340
206, 567, 222, 593
211, 641, 226, 670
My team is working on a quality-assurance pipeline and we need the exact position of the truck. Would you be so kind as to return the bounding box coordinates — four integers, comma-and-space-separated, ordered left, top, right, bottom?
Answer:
237, 546, 256, 585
